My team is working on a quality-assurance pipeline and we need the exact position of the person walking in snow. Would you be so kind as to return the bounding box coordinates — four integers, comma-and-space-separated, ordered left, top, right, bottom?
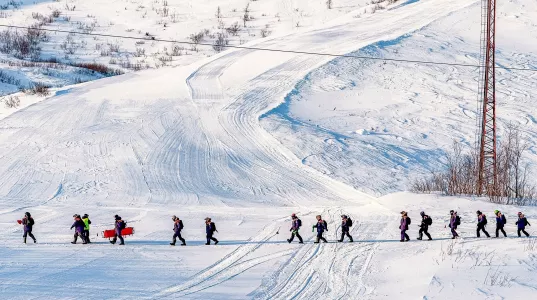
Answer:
205, 217, 219, 245
110, 215, 126, 245
399, 211, 410, 242
476, 210, 490, 238
21, 212, 37, 244
287, 213, 303, 244
494, 210, 507, 238
338, 215, 353, 243
515, 212, 531, 237
448, 210, 460, 239
312, 215, 328, 243
71, 214, 87, 244
82, 214, 91, 243
170, 215, 186, 246
417, 211, 432, 241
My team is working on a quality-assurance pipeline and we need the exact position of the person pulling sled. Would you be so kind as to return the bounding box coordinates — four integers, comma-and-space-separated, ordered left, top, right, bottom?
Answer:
170, 215, 186, 246
110, 215, 126, 245
287, 213, 303, 244
338, 215, 353, 242
21, 212, 37, 244
417, 211, 432, 240
312, 215, 328, 243
205, 217, 219, 245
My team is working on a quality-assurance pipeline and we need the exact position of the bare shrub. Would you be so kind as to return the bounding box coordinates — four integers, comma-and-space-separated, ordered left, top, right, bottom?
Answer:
135, 47, 146, 57
0, 27, 47, 58
170, 44, 184, 56
212, 32, 229, 53
326, 0, 333, 9
226, 22, 240, 36
412, 125, 537, 205
215, 6, 222, 19
243, 3, 250, 27
52, 9, 61, 18
3, 95, 21, 108
26, 82, 50, 96
260, 27, 271, 38
0, 70, 21, 86
524, 237, 537, 252
484, 266, 516, 287
71, 62, 123, 76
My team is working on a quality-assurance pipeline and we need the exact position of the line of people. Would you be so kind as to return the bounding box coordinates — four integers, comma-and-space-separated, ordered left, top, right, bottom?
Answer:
17, 210, 531, 245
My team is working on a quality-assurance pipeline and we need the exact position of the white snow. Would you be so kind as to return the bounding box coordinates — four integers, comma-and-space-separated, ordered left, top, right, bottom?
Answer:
1, 0, 537, 299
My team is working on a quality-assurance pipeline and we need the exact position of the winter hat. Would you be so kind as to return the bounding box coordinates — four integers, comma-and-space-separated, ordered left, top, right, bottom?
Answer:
25, 212, 31, 217
82, 214, 88, 218
341, 215, 347, 219
172, 215, 177, 221
114, 215, 121, 220
205, 217, 211, 221
420, 211, 425, 217
517, 212, 522, 215
494, 210, 499, 214
291, 213, 297, 218
73, 214, 79, 218
476, 210, 482, 215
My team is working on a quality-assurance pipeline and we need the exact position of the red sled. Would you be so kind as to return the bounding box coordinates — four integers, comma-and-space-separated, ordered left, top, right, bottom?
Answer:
102, 227, 135, 238
17, 219, 22, 224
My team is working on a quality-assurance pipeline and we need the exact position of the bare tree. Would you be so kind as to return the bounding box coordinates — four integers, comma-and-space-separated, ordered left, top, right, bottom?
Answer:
212, 32, 229, 53
215, 6, 222, 19
326, 0, 333, 9
243, 3, 250, 27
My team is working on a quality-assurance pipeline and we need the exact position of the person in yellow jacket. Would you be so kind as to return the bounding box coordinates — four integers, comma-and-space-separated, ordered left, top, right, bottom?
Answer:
82, 214, 92, 243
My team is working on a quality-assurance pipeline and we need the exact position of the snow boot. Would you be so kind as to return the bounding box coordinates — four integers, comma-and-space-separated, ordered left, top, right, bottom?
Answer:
287, 239, 291, 243
23, 237, 26, 244
417, 237, 422, 240
119, 243, 125, 245
400, 240, 404, 242
170, 243, 175, 246
338, 240, 343, 243
214, 240, 219, 245
298, 241, 304, 244
71, 241, 76, 244
181, 243, 186, 246
205, 243, 210, 245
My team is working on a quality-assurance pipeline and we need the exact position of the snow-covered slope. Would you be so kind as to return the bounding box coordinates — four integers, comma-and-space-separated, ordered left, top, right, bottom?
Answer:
2, 0, 537, 299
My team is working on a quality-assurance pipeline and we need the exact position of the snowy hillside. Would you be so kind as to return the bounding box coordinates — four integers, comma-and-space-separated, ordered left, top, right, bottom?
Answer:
1, 0, 537, 299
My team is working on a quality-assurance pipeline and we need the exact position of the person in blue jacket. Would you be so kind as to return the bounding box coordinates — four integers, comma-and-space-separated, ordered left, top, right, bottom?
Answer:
312, 215, 328, 243
21, 212, 37, 244
71, 214, 87, 244
170, 215, 186, 246
447, 210, 460, 239
515, 212, 531, 237
205, 217, 219, 245
110, 215, 125, 245
338, 215, 353, 243
494, 210, 507, 238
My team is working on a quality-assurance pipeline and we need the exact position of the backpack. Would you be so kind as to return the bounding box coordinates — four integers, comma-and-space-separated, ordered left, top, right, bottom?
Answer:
455, 216, 461, 226
407, 217, 411, 225
482, 215, 488, 225
29, 218, 35, 226
179, 220, 184, 229
211, 222, 217, 232
323, 220, 328, 231
347, 217, 353, 227
425, 216, 432, 226
120, 221, 126, 229
501, 215, 506, 224
296, 219, 302, 228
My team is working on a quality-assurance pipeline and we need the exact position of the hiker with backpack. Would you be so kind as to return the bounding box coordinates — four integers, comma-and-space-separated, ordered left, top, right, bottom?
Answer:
21, 212, 37, 244
399, 211, 410, 242
494, 210, 507, 238
312, 215, 328, 243
110, 215, 126, 245
82, 214, 91, 243
71, 214, 87, 244
338, 215, 353, 242
515, 212, 531, 237
205, 217, 219, 245
476, 211, 490, 238
287, 213, 304, 244
417, 211, 432, 241
448, 210, 460, 239
170, 215, 186, 246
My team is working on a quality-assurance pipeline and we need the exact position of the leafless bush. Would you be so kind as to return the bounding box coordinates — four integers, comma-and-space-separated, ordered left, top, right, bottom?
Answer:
71, 63, 123, 76
371, 0, 386, 4
524, 237, 537, 252
326, 0, 333, 9
243, 3, 250, 27
226, 22, 240, 36
135, 47, 146, 57
25, 82, 50, 96
52, 9, 61, 18
212, 32, 229, 53
169, 11, 179, 23
2, 95, 21, 108
484, 266, 516, 287
65, 4, 76, 11
61, 33, 86, 55
170, 44, 184, 56
0, 27, 47, 58
412, 126, 537, 205
260, 27, 271, 38
0, 70, 21, 86
215, 6, 222, 19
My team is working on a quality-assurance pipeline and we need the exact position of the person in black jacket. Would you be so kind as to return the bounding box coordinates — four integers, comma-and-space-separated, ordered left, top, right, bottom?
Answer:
417, 211, 432, 240
516, 212, 531, 237
170, 215, 186, 246
205, 217, 219, 245
21, 212, 37, 244
338, 215, 353, 243
476, 211, 490, 238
